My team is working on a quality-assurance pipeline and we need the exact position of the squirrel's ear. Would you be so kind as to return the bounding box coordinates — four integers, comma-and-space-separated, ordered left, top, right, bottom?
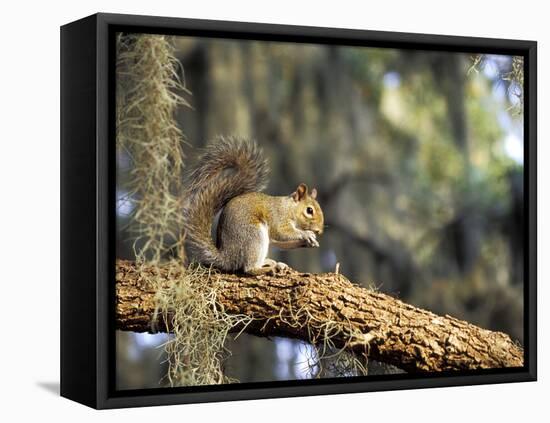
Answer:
291, 183, 308, 202
310, 188, 317, 199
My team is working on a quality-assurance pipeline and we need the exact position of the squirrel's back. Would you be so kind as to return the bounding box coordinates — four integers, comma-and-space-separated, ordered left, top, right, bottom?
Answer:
183, 136, 269, 267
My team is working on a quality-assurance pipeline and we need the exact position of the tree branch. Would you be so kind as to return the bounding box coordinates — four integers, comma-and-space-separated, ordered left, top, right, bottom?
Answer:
116, 259, 523, 373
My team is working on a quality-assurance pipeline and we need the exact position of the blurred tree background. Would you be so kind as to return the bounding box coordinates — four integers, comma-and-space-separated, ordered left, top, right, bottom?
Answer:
116, 36, 524, 389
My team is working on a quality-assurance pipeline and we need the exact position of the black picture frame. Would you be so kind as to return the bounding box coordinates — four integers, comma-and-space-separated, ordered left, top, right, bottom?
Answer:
60, 12, 537, 409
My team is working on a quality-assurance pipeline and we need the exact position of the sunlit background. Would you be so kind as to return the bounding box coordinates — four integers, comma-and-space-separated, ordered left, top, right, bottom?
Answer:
116, 37, 524, 389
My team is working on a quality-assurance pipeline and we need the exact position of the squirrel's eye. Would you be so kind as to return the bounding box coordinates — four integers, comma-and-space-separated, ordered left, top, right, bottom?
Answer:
306, 206, 314, 216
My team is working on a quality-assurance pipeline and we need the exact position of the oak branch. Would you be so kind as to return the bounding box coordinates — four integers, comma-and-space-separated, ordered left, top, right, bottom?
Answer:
115, 259, 523, 373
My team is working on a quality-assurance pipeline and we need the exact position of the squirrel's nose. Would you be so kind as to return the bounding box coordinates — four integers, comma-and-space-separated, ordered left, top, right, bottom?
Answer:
314, 228, 323, 236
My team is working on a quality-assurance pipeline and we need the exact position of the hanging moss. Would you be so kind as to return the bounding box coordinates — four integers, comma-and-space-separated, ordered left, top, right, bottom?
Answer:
116, 33, 189, 262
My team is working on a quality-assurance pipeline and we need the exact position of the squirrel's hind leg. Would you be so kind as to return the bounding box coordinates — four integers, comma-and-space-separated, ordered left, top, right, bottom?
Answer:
245, 265, 274, 276
263, 258, 289, 272
241, 223, 270, 275
245, 259, 288, 276
240, 225, 288, 275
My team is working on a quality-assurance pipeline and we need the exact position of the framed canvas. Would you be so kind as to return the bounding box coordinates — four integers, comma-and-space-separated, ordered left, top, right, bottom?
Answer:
60, 13, 537, 409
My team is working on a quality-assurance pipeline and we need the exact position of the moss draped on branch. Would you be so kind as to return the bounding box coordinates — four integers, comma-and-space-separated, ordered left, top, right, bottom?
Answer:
115, 259, 523, 373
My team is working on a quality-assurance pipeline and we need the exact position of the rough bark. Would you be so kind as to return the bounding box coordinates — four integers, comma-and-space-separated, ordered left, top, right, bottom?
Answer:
116, 259, 523, 373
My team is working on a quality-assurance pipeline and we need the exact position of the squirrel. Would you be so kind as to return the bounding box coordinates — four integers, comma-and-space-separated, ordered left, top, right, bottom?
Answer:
183, 136, 324, 275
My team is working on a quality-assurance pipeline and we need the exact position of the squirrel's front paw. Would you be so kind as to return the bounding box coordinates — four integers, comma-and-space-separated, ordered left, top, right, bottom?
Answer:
304, 231, 319, 248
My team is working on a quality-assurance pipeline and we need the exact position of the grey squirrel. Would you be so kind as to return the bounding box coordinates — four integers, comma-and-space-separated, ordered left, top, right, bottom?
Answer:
183, 136, 324, 275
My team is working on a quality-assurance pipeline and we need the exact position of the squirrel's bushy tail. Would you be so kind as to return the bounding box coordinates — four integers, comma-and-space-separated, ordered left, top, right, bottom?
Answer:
183, 136, 269, 267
